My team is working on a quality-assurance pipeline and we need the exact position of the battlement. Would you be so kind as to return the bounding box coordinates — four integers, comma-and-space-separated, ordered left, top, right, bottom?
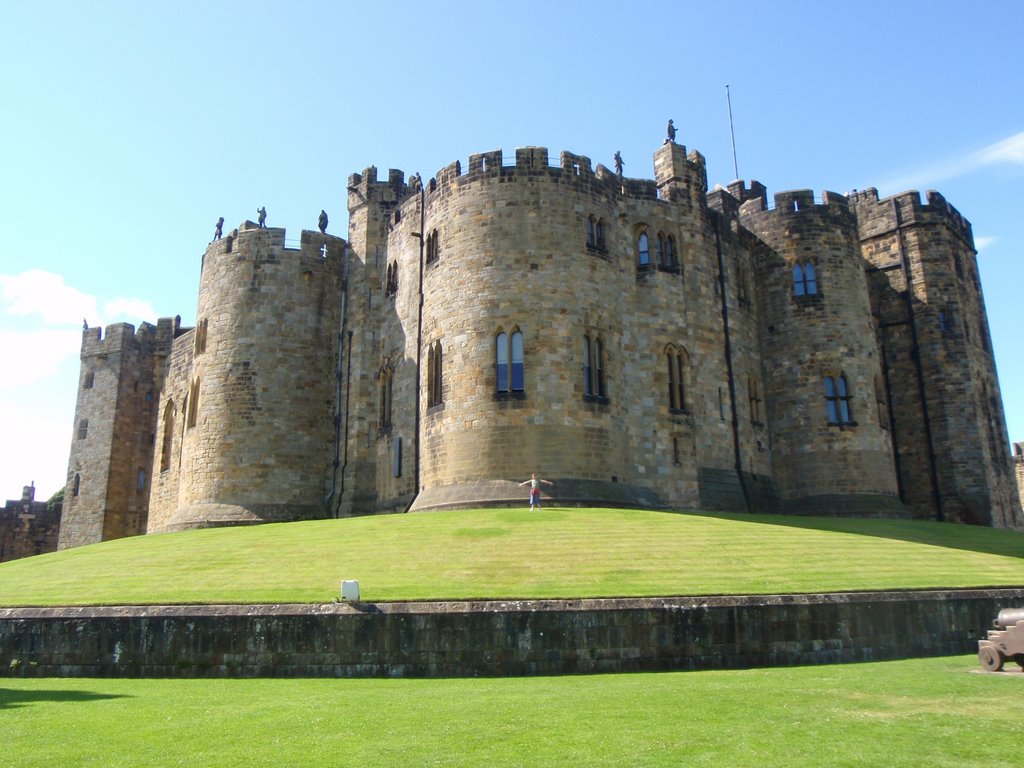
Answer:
850, 187, 974, 245
202, 222, 347, 272
81, 317, 184, 359
348, 145, 705, 215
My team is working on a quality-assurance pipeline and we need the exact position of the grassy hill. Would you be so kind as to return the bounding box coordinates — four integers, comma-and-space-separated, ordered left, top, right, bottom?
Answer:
1, 507, 1023, 606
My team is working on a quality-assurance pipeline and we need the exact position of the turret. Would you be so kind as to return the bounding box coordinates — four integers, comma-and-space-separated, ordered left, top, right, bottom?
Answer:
146, 223, 347, 531
740, 189, 901, 515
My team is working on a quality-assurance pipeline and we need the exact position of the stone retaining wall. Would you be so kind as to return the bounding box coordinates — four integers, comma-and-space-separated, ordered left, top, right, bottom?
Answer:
3, 589, 1022, 678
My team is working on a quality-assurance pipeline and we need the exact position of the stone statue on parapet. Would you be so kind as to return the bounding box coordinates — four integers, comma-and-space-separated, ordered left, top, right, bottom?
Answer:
614, 151, 624, 176
257, 207, 267, 228
318, 210, 328, 234
409, 173, 422, 192
214, 217, 224, 240
666, 119, 676, 144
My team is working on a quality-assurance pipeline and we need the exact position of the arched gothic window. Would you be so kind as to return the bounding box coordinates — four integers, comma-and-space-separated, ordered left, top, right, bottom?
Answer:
496, 330, 525, 394
637, 232, 650, 268
824, 375, 852, 424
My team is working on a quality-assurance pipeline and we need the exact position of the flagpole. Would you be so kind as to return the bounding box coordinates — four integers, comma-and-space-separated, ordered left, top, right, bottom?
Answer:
726, 84, 739, 181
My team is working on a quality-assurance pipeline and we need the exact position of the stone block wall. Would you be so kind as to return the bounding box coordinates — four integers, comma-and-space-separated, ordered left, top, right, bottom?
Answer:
3, 589, 1020, 678
0, 486, 60, 562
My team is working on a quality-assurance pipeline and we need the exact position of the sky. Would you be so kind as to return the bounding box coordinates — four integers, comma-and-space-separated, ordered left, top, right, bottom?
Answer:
1, 0, 1023, 500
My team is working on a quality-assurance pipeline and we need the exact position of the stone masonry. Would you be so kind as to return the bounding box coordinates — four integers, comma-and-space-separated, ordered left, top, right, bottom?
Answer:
56, 134, 1024, 548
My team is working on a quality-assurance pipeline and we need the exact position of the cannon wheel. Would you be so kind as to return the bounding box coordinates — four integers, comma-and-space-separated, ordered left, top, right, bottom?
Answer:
1015, 654, 1024, 669
979, 645, 1004, 672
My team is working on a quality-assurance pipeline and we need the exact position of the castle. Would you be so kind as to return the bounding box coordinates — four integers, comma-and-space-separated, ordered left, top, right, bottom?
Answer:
56, 136, 1023, 550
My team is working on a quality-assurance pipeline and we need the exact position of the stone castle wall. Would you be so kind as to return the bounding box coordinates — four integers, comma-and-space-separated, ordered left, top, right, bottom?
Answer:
147, 224, 347, 532
740, 189, 901, 514
853, 189, 1018, 526
0, 486, 60, 562
55, 137, 1024, 543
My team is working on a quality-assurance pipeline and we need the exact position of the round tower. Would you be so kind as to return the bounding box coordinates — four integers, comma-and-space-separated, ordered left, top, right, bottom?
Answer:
151, 222, 346, 530
740, 190, 901, 515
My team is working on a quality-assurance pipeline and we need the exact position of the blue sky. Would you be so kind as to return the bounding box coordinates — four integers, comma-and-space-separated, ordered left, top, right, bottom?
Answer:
2, 0, 1023, 499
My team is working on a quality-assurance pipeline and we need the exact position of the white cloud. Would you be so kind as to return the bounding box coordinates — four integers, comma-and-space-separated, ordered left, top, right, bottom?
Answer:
0, 270, 98, 327
974, 131, 1024, 167
879, 129, 1024, 194
0, 328, 82, 390
0, 270, 157, 328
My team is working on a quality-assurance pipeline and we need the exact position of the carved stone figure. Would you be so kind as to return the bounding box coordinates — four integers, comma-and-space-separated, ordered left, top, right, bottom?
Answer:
614, 151, 624, 176
666, 119, 676, 144
318, 210, 328, 234
257, 207, 267, 228
214, 217, 224, 240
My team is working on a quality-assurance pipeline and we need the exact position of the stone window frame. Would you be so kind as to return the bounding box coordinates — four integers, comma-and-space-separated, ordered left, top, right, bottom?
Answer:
425, 229, 440, 266
160, 400, 175, 472
83, 371, 95, 389
636, 226, 651, 270
426, 340, 443, 410
495, 328, 526, 400
792, 261, 818, 296
583, 333, 608, 403
824, 374, 854, 426
666, 344, 689, 414
77, 419, 88, 440
586, 215, 607, 255
378, 366, 394, 434
187, 378, 200, 429
72, 473, 81, 497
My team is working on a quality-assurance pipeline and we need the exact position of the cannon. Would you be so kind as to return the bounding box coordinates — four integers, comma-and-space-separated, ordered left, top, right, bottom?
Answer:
978, 608, 1024, 672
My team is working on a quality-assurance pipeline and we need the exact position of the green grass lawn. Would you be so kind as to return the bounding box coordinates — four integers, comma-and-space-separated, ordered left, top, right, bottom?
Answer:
1, 508, 1023, 606
2, 655, 1020, 767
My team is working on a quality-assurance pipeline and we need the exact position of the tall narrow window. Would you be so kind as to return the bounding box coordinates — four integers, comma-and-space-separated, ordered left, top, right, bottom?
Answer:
510, 331, 524, 391
583, 336, 593, 397
72, 473, 80, 497
666, 235, 677, 268
667, 346, 687, 412
496, 332, 509, 392
875, 375, 888, 429
83, 371, 95, 389
594, 339, 605, 397
638, 232, 650, 267
586, 216, 596, 247
77, 419, 88, 440
161, 401, 174, 472
379, 367, 393, 431
584, 335, 607, 401
496, 330, 525, 395
427, 341, 443, 407
656, 233, 666, 266
426, 230, 439, 264
137, 469, 146, 492
187, 378, 200, 428
596, 219, 605, 250
748, 377, 762, 423
825, 375, 852, 424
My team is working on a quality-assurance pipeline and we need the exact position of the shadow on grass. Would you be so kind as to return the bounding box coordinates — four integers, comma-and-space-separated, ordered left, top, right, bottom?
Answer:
673, 509, 1024, 561
0, 687, 130, 710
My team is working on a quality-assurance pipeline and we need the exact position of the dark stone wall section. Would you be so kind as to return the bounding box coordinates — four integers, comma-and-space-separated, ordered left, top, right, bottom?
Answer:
3, 589, 1022, 678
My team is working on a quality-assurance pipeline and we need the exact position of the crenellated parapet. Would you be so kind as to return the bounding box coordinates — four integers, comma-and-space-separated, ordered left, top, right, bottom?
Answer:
80, 317, 184, 360
851, 187, 974, 246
